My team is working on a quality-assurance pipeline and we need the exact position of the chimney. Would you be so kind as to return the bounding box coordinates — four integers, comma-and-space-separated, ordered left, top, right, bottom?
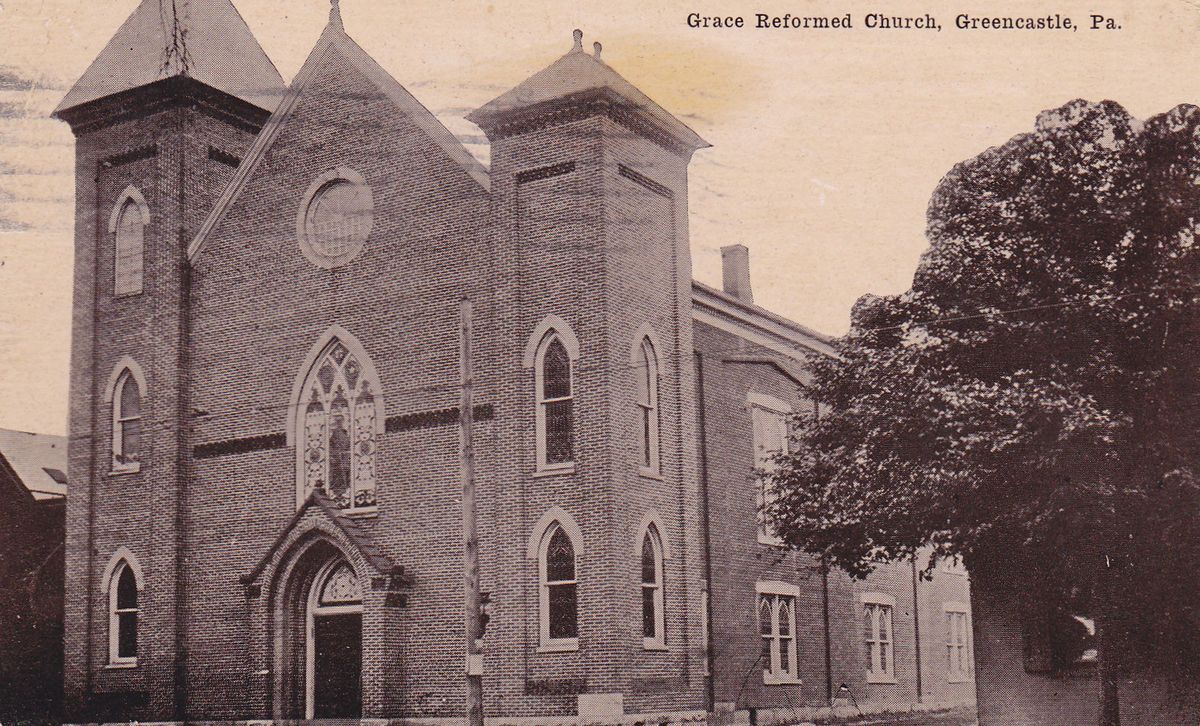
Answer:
721, 244, 753, 303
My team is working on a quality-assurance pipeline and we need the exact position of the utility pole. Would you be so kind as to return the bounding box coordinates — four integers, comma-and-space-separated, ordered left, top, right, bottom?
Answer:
459, 298, 485, 726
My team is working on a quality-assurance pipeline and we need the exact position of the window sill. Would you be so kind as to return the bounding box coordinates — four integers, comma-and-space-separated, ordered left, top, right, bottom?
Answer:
642, 639, 668, 651
105, 661, 138, 670
343, 506, 378, 519
757, 532, 784, 547
537, 638, 579, 653
533, 463, 576, 478
114, 290, 144, 299
638, 467, 663, 481
110, 464, 141, 476
762, 673, 801, 686
866, 674, 898, 685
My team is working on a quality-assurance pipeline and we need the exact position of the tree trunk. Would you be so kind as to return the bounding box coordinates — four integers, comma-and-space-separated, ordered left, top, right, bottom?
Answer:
1097, 615, 1120, 726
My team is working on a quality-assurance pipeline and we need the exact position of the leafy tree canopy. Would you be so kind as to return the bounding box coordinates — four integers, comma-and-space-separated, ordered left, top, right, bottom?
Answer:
770, 100, 1200, 652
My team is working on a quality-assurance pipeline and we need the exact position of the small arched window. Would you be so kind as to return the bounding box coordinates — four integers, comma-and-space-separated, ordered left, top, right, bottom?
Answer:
298, 337, 379, 510
635, 337, 660, 474
540, 523, 578, 649
112, 370, 142, 473
535, 335, 574, 470
641, 525, 665, 649
112, 194, 146, 296
108, 561, 139, 665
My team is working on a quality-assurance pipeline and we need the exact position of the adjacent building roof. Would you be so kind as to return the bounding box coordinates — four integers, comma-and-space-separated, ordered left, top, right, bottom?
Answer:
53, 0, 286, 115
0, 429, 67, 500
692, 281, 837, 360
468, 30, 709, 152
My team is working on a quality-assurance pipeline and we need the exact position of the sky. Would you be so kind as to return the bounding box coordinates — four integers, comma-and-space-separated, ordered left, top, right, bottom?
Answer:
1, 0, 1198, 435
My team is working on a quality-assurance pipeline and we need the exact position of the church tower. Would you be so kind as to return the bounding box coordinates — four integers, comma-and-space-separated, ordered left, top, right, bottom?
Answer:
53, 1, 284, 719
469, 32, 711, 715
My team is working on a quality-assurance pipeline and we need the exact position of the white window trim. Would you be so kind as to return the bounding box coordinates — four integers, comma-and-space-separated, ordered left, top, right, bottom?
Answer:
749, 393, 790, 546
109, 185, 149, 298
295, 166, 374, 269
103, 548, 143, 668
287, 326, 385, 511
305, 558, 363, 719
641, 526, 666, 650
630, 325, 663, 477
528, 319, 578, 472
105, 359, 147, 475
756, 580, 801, 685
527, 507, 584, 653
862, 592, 897, 684
940, 555, 969, 577
943, 601, 974, 683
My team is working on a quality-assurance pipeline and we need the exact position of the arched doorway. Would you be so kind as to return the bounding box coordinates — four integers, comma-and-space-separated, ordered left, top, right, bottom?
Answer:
274, 538, 364, 720
305, 557, 362, 718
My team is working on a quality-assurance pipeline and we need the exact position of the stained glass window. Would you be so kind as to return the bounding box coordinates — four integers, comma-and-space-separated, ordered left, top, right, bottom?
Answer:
113, 370, 142, 471
537, 335, 573, 466
114, 199, 144, 295
543, 525, 577, 641
318, 563, 362, 606
300, 339, 378, 509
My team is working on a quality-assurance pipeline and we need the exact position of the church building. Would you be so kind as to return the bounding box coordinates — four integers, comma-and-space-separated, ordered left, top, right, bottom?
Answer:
53, 0, 974, 721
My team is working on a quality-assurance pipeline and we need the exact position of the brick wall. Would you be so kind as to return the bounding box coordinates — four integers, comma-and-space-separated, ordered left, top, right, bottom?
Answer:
694, 317, 974, 714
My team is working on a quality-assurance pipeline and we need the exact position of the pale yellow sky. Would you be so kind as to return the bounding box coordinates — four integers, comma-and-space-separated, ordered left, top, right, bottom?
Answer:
0, 0, 1196, 435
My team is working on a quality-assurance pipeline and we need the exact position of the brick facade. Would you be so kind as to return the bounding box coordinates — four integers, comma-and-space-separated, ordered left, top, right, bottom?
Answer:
55, 2, 975, 722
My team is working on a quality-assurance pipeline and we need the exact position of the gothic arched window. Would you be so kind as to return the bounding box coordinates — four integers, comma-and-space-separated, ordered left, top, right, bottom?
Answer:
108, 560, 140, 666
535, 334, 574, 469
298, 338, 378, 510
641, 524, 665, 648
112, 369, 142, 473
540, 523, 578, 648
635, 337, 660, 473
110, 188, 148, 296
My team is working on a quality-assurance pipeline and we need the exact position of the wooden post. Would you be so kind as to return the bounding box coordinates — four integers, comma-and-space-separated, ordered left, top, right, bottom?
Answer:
459, 298, 485, 726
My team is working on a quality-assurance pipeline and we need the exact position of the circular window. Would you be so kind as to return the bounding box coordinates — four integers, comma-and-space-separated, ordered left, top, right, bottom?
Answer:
297, 168, 373, 268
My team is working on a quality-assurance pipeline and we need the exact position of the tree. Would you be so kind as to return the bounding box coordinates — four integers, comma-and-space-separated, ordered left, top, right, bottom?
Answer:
768, 100, 1200, 723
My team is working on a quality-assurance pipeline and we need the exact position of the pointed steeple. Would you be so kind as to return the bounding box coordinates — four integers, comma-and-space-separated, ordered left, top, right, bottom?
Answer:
329, 0, 344, 32
54, 0, 286, 117
468, 29, 708, 152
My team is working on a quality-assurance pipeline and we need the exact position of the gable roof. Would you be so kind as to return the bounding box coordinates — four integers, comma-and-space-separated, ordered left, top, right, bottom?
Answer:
0, 429, 67, 501
242, 490, 401, 586
692, 280, 837, 359
187, 9, 488, 263
468, 30, 708, 152
54, 0, 286, 116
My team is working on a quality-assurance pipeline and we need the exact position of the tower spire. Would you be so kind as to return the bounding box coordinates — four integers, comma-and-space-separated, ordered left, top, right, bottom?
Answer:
330, 0, 343, 30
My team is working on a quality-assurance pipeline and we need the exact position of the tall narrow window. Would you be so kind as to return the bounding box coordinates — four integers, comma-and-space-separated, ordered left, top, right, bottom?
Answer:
298, 337, 378, 510
945, 604, 973, 682
540, 523, 578, 649
635, 337, 660, 474
864, 594, 897, 683
112, 370, 142, 473
114, 199, 145, 295
641, 525, 666, 648
750, 394, 790, 544
536, 335, 574, 469
757, 584, 799, 683
109, 562, 139, 665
